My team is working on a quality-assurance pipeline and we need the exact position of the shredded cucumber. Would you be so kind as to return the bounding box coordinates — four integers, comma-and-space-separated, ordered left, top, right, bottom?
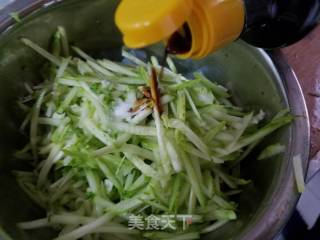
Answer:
293, 154, 305, 193
258, 143, 285, 160
15, 27, 293, 240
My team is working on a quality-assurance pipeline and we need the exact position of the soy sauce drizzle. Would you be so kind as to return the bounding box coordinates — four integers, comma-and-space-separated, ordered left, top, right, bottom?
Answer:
159, 23, 192, 81
153, 23, 192, 114
150, 67, 163, 114
166, 23, 192, 55
157, 48, 169, 86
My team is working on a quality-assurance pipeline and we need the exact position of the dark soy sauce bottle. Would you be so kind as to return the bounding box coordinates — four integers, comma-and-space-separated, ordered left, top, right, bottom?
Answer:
116, 0, 320, 58
241, 0, 320, 48
165, 0, 320, 58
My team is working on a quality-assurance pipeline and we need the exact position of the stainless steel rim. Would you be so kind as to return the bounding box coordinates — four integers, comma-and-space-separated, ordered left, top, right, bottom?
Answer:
236, 48, 310, 240
0, 1, 311, 240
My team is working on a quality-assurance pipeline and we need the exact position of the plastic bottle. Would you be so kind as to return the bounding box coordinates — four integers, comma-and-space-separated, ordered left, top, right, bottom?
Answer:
115, 0, 320, 59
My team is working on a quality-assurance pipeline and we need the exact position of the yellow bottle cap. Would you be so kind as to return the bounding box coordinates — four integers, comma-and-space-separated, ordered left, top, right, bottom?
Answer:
116, 0, 245, 58
179, 0, 245, 59
115, 0, 194, 48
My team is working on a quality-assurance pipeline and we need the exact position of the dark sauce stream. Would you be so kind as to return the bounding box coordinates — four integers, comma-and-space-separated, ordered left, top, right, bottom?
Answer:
151, 23, 192, 114
158, 23, 192, 83
166, 23, 192, 55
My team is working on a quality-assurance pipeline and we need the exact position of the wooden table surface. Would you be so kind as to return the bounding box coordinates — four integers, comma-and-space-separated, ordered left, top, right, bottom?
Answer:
282, 26, 320, 158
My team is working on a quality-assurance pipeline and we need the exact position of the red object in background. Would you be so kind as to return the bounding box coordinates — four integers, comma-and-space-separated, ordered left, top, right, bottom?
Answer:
282, 26, 320, 158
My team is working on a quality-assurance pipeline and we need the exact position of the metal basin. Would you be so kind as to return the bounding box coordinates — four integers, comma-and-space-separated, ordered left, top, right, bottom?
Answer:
0, 0, 310, 239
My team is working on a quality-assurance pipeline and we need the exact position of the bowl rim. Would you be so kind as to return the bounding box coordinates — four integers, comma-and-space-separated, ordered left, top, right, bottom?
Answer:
233, 44, 310, 240
0, 1, 311, 240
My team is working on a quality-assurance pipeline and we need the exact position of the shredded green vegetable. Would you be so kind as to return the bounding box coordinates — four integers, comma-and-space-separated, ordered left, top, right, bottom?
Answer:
9, 12, 21, 23
293, 154, 305, 193
258, 143, 285, 160
15, 27, 293, 240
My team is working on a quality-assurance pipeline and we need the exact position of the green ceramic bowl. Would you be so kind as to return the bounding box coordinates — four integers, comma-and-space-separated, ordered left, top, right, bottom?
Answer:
0, 0, 310, 239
